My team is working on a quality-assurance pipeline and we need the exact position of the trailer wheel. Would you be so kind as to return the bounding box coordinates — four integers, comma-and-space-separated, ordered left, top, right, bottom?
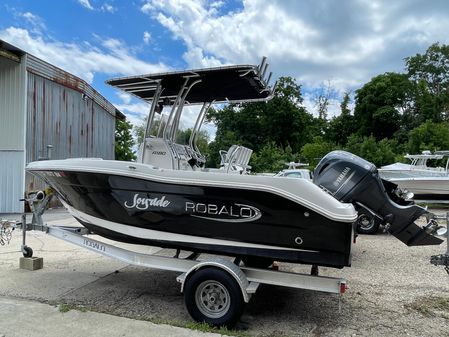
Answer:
22, 246, 33, 258
184, 267, 244, 328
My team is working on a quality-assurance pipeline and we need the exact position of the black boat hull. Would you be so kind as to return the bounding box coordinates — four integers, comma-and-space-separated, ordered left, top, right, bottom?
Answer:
31, 170, 354, 268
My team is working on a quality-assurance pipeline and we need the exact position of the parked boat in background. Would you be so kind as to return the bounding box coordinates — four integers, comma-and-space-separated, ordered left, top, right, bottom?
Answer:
274, 162, 312, 180
379, 151, 449, 179
379, 151, 449, 201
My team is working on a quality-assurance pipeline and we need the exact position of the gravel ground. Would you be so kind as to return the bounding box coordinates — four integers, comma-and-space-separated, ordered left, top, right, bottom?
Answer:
57, 234, 449, 337
1, 209, 449, 337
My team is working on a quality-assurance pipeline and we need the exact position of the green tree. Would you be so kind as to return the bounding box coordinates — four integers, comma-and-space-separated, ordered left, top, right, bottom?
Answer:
115, 119, 136, 161
300, 137, 338, 167
133, 115, 147, 147
326, 92, 356, 145
206, 76, 315, 167
407, 120, 449, 154
406, 43, 449, 122
134, 116, 167, 148
412, 80, 441, 124
262, 77, 315, 151
314, 80, 336, 121
353, 72, 414, 140
345, 134, 398, 167
176, 128, 209, 155
250, 143, 288, 173
406, 43, 449, 97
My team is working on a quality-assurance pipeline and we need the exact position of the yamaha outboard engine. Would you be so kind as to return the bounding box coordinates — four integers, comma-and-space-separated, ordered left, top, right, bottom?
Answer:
313, 151, 442, 246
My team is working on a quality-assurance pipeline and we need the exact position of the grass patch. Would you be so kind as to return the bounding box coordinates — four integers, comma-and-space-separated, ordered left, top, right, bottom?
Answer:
148, 318, 249, 337
406, 296, 449, 319
185, 322, 215, 332
184, 322, 250, 337
56, 303, 249, 336
150, 317, 184, 326
58, 303, 88, 313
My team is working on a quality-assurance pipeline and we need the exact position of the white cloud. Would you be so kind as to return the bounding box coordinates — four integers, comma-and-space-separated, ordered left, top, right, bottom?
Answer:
77, 0, 116, 12
112, 102, 209, 136
0, 27, 170, 83
210, 1, 225, 10
101, 4, 117, 13
143, 31, 151, 44
140, 2, 154, 14
302, 93, 347, 119
78, 0, 94, 10
19, 11, 46, 33
22, 12, 39, 23
117, 92, 132, 105
114, 102, 150, 128
114, 100, 215, 141
141, 0, 449, 115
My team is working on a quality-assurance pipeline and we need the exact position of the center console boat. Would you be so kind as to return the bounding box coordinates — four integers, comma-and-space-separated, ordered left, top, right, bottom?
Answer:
26, 59, 443, 270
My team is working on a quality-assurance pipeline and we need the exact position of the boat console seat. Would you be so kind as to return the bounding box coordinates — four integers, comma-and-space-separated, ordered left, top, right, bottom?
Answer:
219, 145, 253, 174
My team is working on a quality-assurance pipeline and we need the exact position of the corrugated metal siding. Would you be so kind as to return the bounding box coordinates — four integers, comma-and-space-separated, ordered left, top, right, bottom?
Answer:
0, 55, 26, 213
0, 47, 118, 212
0, 57, 26, 150
26, 54, 118, 117
25, 72, 115, 192
0, 151, 25, 213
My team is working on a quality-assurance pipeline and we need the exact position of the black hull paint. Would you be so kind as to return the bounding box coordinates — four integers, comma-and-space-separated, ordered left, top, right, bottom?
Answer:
412, 194, 449, 201
77, 220, 349, 268
34, 170, 354, 268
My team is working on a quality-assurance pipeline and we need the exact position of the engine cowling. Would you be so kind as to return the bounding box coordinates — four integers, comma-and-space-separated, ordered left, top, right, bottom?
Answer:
313, 150, 442, 246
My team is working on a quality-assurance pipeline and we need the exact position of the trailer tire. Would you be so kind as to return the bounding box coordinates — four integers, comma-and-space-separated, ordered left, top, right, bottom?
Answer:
22, 246, 33, 258
184, 267, 244, 328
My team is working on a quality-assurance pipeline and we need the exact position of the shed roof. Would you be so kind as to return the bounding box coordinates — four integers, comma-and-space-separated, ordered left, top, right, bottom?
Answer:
0, 40, 25, 61
0, 39, 124, 120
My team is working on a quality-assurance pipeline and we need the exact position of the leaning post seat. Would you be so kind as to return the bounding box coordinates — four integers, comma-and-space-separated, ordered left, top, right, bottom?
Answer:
219, 145, 253, 174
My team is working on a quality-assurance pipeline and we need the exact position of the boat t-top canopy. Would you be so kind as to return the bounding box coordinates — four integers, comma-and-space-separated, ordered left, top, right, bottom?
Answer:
106, 58, 274, 105
106, 58, 274, 167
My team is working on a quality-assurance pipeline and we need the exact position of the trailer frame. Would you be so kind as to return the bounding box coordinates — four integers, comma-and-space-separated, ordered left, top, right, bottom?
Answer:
3, 188, 448, 326
3, 191, 349, 327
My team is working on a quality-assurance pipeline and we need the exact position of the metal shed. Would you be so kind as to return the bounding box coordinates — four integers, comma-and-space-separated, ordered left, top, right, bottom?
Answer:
0, 40, 124, 213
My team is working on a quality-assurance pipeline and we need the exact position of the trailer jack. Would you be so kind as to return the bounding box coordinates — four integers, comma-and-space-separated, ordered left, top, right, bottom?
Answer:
428, 212, 449, 275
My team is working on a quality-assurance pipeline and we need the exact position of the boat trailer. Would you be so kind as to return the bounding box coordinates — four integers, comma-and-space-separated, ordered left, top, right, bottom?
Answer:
1, 191, 352, 327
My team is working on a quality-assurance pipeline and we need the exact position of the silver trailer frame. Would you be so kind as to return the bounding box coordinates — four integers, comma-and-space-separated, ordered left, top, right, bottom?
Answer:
2, 192, 350, 327
2, 191, 448, 326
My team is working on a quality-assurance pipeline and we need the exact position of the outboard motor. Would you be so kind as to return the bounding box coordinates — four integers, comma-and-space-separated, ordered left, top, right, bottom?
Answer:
313, 151, 442, 246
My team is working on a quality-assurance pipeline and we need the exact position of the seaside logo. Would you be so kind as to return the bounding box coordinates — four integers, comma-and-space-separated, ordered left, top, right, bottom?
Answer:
124, 193, 170, 210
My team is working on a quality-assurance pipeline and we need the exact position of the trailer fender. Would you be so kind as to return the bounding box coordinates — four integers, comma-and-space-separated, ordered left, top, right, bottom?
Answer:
176, 258, 251, 303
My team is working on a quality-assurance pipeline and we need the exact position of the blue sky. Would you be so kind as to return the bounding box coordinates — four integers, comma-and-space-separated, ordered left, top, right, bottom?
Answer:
2, 0, 449, 135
